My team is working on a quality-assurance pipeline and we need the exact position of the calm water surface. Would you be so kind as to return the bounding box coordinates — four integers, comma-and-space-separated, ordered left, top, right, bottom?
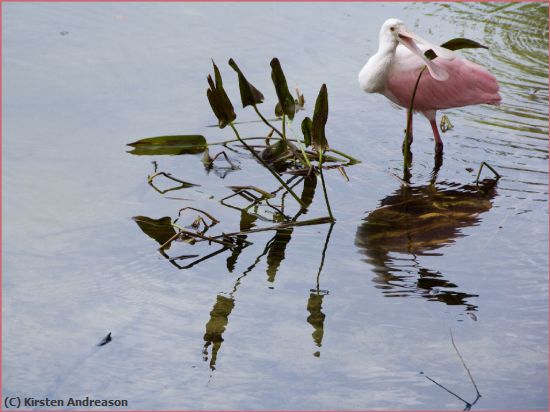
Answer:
3, 2, 548, 410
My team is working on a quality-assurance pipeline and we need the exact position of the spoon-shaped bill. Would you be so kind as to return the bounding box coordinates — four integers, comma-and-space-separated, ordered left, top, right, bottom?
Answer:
397, 28, 450, 81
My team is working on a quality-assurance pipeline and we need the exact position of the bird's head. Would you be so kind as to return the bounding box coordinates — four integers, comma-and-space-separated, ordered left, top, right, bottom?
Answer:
379, 18, 407, 47
379, 18, 451, 81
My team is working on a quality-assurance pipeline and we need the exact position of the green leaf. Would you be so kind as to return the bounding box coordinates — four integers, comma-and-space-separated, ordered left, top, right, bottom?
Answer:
440, 38, 488, 51
133, 216, 176, 249
424, 49, 438, 61
301, 117, 313, 147
228, 58, 264, 108
127, 135, 208, 155
311, 84, 329, 151
270, 58, 296, 120
207, 60, 236, 128
212, 59, 224, 88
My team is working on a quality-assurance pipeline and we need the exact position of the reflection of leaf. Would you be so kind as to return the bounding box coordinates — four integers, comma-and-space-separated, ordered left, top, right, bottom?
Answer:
311, 84, 329, 151
207, 60, 236, 128
301, 174, 317, 208
228, 58, 264, 108
306, 293, 325, 347
266, 228, 293, 283
203, 295, 235, 370
226, 236, 248, 273
127, 135, 207, 156
133, 216, 176, 249
240, 209, 258, 231
270, 58, 295, 120
441, 38, 488, 51
225, 210, 257, 273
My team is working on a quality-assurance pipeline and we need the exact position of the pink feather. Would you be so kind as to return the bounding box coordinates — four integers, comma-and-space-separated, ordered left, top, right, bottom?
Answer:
386, 57, 501, 113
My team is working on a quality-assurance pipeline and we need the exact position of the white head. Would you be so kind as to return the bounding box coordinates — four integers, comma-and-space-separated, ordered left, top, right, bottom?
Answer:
377, 18, 451, 81
378, 18, 406, 48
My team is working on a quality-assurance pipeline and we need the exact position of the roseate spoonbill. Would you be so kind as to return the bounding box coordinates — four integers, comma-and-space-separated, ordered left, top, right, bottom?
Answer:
358, 18, 501, 154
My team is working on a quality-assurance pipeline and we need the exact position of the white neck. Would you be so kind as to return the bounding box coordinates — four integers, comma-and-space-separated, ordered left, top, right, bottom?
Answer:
358, 42, 397, 94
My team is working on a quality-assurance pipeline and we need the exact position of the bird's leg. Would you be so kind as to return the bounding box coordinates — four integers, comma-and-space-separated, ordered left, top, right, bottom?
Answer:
429, 116, 443, 155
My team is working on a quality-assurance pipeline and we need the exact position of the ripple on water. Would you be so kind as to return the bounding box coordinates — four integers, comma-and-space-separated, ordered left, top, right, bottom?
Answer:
430, 2, 549, 204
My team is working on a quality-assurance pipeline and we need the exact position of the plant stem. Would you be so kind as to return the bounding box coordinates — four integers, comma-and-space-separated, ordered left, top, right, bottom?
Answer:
171, 224, 235, 248
229, 122, 306, 209
298, 141, 312, 167
327, 148, 361, 164
476, 161, 501, 183
406, 66, 427, 142
450, 329, 481, 398
316, 222, 334, 292
215, 216, 333, 238
253, 105, 285, 139
403, 66, 426, 181
209, 136, 293, 146
210, 137, 359, 167
318, 151, 335, 221
282, 113, 287, 144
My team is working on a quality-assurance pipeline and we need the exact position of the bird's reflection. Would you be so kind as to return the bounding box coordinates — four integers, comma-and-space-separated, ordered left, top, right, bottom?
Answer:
355, 179, 497, 311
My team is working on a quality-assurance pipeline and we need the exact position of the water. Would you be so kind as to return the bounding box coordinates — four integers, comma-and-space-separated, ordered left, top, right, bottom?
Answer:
2, 2, 548, 409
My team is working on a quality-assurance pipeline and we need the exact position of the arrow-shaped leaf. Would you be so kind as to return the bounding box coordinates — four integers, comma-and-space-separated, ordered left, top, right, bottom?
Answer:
440, 38, 488, 51
270, 58, 295, 120
228, 58, 264, 108
207, 60, 236, 128
311, 84, 329, 151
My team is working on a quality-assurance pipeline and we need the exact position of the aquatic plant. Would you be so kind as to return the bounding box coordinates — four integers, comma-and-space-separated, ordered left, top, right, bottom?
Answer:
128, 58, 358, 269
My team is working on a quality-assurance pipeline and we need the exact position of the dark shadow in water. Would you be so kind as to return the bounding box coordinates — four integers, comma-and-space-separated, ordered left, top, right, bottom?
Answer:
355, 179, 498, 312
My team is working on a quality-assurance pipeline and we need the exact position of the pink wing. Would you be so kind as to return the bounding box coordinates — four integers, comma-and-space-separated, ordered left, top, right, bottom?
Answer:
386, 57, 501, 112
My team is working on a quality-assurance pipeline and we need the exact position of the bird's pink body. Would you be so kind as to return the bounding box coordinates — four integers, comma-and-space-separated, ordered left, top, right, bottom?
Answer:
385, 57, 501, 112
359, 18, 502, 153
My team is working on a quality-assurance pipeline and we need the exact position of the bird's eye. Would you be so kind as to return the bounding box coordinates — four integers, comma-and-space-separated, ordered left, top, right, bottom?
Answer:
390, 27, 395, 32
